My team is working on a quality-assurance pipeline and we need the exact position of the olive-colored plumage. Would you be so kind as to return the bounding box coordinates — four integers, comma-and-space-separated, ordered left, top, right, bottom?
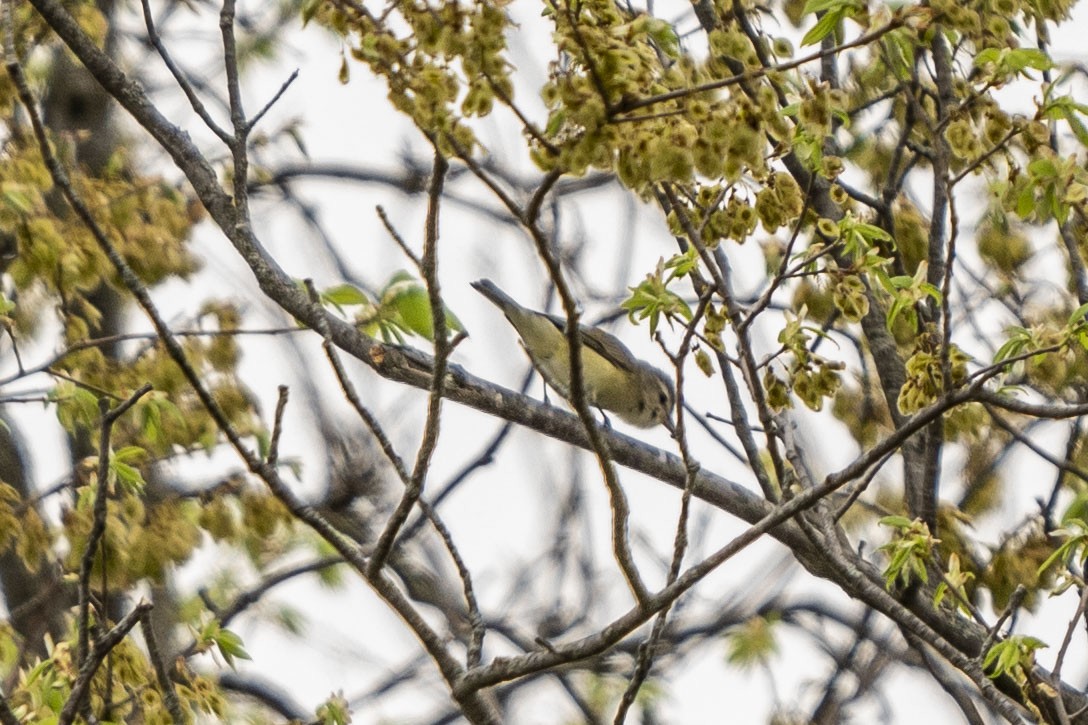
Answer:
472, 279, 674, 429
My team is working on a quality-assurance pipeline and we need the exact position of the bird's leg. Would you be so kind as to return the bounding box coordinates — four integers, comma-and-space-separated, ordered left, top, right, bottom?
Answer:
597, 407, 613, 429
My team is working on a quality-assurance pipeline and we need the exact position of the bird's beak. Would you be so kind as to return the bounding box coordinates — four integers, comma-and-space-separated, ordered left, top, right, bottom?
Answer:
664, 416, 677, 437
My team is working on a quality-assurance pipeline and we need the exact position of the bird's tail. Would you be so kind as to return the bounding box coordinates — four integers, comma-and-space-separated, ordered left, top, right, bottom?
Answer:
471, 278, 520, 314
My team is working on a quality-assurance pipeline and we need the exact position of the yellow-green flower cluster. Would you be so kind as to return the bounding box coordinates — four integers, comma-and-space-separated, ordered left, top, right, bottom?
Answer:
62, 488, 200, 587
769, 311, 845, 411
897, 339, 969, 414
324, 0, 513, 152
832, 274, 869, 323
532, 1, 783, 193
1, 143, 198, 340
755, 171, 805, 232
931, 0, 1072, 48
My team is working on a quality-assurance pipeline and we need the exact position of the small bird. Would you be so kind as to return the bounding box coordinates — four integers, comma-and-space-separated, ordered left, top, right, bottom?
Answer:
472, 278, 675, 429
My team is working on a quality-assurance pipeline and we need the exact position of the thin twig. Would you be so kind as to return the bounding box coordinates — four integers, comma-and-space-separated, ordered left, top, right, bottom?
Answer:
377, 205, 423, 269
448, 135, 650, 604
979, 584, 1026, 661
1044, 418, 1083, 527
140, 0, 231, 142
60, 602, 152, 725
1049, 581, 1088, 725
139, 607, 186, 723
267, 385, 289, 467
986, 406, 1088, 489
195, 557, 345, 648
76, 384, 153, 669
247, 68, 299, 132
220, 0, 251, 221
0, 326, 305, 387
614, 16, 906, 115
417, 498, 485, 667
368, 150, 451, 576
47, 367, 124, 400
906, 629, 986, 725
400, 410, 521, 542
832, 451, 895, 522
304, 280, 412, 482
614, 294, 709, 722
660, 185, 779, 500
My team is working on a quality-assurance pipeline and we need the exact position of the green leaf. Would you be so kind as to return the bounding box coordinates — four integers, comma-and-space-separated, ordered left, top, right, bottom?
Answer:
662, 246, 700, 281
0, 183, 35, 214
880, 30, 915, 80
110, 460, 146, 494
1067, 302, 1088, 327
1027, 157, 1057, 179
381, 272, 465, 341
256, 429, 271, 459
801, 11, 841, 46
1015, 186, 1035, 219
386, 283, 435, 338
993, 336, 1027, 364
886, 296, 909, 331
724, 614, 779, 668
644, 18, 681, 59
214, 627, 252, 669
52, 383, 101, 436
322, 283, 370, 308
141, 400, 162, 443
111, 445, 147, 463
545, 110, 566, 136
1042, 95, 1088, 146
301, 0, 322, 25
879, 515, 914, 529
877, 516, 935, 589
315, 692, 352, 725
920, 282, 942, 303
1068, 114, 1088, 147
886, 273, 914, 290
1061, 491, 1088, 526
933, 553, 973, 612
974, 48, 1000, 67
852, 221, 893, 243
1004, 48, 1052, 73
623, 263, 693, 337
139, 394, 187, 449
801, 0, 849, 14
983, 636, 1047, 680
1036, 530, 1085, 575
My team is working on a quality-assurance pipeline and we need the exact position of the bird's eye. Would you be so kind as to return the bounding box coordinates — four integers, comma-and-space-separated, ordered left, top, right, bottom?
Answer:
658, 392, 668, 405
